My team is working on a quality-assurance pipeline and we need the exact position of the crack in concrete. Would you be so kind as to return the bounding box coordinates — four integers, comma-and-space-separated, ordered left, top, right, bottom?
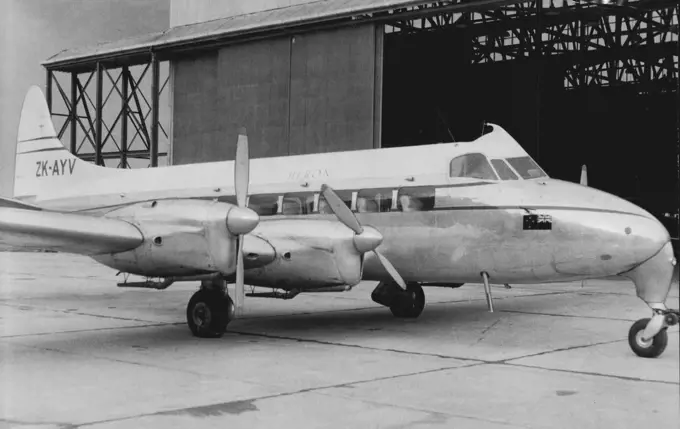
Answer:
0, 301, 161, 324
499, 309, 635, 322
71, 363, 483, 428
503, 362, 680, 386
0, 322, 182, 339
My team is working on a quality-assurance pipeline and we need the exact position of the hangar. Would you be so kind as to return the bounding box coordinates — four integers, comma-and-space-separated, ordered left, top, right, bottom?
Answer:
42, 0, 679, 236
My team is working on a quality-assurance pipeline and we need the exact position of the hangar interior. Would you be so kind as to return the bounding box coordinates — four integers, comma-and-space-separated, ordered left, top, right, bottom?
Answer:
42, 0, 679, 236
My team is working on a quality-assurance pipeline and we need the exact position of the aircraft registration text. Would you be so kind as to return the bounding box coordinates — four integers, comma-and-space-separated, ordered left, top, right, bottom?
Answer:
36, 159, 76, 177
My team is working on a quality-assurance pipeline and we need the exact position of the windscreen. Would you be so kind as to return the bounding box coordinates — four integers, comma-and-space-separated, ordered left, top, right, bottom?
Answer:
505, 156, 547, 179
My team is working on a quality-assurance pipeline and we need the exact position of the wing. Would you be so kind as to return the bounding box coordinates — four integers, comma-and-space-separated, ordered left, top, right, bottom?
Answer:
0, 207, 143, 255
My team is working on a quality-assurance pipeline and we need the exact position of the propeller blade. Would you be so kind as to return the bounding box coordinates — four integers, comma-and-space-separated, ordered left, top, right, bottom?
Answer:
235, 128, 250, 208
373, 250, 407, 290
234, 236, 245, 317
321, 184, 363, 235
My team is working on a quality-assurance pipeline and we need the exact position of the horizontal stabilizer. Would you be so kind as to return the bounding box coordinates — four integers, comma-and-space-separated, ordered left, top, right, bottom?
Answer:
0, 207, 143, 255
0, 196, 42, 211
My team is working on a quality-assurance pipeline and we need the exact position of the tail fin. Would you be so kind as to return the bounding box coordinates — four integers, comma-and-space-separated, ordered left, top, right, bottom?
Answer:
13, 86, 103, 201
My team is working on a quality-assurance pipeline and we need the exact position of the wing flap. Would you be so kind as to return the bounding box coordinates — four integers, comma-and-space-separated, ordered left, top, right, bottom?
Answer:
0, 207, 143, 255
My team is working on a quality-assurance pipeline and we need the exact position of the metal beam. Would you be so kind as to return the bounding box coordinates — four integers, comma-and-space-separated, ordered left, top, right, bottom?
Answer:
150, 53, 160, 168
121, 66, 129, 169
70, 72, 77, 154
45, 70, 53, 111
676, 4, 680, 241
95, 63, 104, 166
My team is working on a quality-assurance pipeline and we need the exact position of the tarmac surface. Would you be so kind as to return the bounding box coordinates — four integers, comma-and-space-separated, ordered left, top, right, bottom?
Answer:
1, 251, 678, 429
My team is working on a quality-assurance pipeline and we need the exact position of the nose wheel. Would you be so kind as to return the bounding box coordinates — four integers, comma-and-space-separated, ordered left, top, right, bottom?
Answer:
627, 310, 679, 358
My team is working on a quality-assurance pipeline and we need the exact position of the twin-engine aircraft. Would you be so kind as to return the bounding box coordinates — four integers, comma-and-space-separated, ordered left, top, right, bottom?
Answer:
2, 86, 678, 358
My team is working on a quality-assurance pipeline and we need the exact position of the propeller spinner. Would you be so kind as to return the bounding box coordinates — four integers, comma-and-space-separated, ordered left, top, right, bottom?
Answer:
320, 184, 407, 290
225, 128, 260, 317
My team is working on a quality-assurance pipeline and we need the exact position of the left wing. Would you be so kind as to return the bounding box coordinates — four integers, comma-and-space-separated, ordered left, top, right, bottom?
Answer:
0, 207, 143, 255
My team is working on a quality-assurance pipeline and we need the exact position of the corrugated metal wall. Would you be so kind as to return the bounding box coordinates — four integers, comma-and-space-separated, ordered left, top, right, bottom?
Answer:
288, 25, 377, 155
172, 23, 379, 164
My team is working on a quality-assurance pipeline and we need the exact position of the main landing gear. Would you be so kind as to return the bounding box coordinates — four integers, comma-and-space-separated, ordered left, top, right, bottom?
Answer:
186, 279, 235, 338
371, 281, 426, 318
628, 309, 679, 358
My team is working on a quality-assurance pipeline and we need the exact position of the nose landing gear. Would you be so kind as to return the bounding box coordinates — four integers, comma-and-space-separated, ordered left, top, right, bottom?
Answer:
628, 309, 679, 358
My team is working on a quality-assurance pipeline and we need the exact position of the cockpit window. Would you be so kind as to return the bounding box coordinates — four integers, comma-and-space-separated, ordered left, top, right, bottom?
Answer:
449, 153, 498, 180
490, 159, 519, 180
505, 156, 547, 179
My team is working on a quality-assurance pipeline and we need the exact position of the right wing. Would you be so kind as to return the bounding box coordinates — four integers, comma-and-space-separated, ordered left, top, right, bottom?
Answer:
0, 207, 143, 255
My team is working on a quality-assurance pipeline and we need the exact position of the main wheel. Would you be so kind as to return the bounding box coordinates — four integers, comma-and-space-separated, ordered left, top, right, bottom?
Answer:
390, 282, 425, 318
628, 318, 668, 358
186, 289, 234, 338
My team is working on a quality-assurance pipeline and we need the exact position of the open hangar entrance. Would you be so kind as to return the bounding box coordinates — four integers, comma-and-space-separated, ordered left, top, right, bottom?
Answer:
41, 0, 679, 238
378, 0, 679, 238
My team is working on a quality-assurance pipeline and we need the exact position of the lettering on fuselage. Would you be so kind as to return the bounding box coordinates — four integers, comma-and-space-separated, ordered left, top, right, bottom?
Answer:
287, 169, 329, 181
523, 214, 552, 230
35, 159, 76, 177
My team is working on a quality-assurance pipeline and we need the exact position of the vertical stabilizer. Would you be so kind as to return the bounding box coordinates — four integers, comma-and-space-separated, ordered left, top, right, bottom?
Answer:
13, 86, 104, 201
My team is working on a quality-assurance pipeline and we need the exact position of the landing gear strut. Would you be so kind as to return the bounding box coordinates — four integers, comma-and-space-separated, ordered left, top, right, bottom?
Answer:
371, 281, 425, 318
628, 309, 679, 358
186, 280, 235, 338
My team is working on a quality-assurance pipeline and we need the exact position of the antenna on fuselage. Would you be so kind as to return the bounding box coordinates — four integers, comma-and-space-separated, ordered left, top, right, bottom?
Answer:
580, 165, 588, 186
435, 108, 455, 142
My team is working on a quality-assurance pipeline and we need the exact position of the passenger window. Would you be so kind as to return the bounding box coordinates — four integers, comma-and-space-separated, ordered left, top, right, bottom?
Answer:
248, 194, 279, 216
490, 159, 519, 180
318, 190, 352, 214
397, 186, 435, 212
356, 188, 393, 213
450, 153, 499, 180
282, 193, 315, 215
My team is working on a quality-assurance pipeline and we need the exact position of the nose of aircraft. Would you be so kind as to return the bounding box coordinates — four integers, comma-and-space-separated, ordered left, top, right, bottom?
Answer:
547, 179, 671, 268
582, 182, 670, 262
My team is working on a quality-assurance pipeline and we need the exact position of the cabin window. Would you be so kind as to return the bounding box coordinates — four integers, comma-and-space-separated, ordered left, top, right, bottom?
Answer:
449, 153, 498, 180
318, 190, 352, 214
490, 159, 519, 180
505, 156, 547, 179
356, 188, 393, 213
282, 193, 315, 215
248, 194, 279, 216
397, 186, 435, 212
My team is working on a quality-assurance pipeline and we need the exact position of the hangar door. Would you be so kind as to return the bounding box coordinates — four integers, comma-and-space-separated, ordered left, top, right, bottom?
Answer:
172, 23, 381, 164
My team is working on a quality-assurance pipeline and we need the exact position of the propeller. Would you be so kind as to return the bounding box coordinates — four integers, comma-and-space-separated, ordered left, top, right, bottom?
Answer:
225, 128, 259, 317
320, 184, 407, 290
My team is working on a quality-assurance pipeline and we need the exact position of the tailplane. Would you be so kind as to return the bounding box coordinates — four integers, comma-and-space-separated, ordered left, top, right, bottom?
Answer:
13, 86, 105, 201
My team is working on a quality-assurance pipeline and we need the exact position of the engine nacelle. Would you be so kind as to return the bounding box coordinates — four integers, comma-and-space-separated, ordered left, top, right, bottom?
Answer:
245, 219, 363, 290
92, 199, 238, 277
